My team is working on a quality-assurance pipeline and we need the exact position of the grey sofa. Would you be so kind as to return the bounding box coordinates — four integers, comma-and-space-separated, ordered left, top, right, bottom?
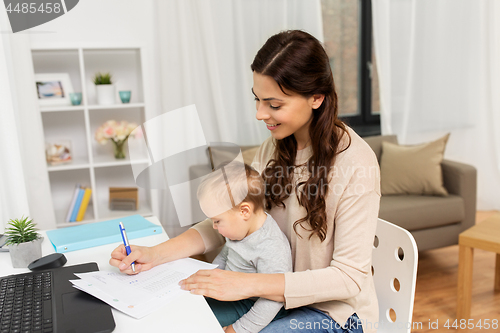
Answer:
363, 135, 477, 251
236, 135, 477, 252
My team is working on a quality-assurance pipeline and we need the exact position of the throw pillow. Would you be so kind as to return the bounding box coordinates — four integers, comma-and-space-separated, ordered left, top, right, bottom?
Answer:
380, 133, 450, 196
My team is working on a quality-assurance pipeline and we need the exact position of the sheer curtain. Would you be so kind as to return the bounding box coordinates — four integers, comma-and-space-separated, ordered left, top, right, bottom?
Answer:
153, 0, 324, 235
0, 31, 31, 231
372, 0, 500, 210
0, 7, 55, 231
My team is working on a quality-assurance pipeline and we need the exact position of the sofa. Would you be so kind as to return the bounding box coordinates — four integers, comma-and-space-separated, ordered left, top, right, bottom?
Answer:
363, 135, 477, 251
237, 135, 477, 252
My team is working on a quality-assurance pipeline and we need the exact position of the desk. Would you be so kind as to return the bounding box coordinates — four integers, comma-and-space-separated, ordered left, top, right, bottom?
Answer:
0, 216, 224, 333
456, 213, 500, 321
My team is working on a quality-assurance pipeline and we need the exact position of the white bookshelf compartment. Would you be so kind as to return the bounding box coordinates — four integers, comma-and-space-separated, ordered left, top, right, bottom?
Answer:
48, 169, 94, 225
89, 106, 147, 163
32, 49, 83, 99
83, 49, 144, 105
41, 111, 89, 167
94, 165, 152, 221
32, 46, 157, 229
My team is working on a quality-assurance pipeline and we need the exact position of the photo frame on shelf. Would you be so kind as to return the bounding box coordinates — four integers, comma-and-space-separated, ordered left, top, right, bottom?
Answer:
45, 140, 72, 166
35, 73, 74, 106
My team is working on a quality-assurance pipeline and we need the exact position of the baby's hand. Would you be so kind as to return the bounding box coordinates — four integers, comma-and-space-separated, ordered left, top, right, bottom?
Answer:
224, 325, 236, 333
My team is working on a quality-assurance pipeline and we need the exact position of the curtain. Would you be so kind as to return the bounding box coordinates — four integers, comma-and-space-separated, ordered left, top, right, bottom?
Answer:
0, 6, 55, 231
372, 0, 500, 210
0, 28, 31, 231
153, 0, 324, 235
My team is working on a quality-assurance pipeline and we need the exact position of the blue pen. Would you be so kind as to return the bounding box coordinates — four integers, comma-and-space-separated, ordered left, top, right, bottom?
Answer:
119, 222, 136, 273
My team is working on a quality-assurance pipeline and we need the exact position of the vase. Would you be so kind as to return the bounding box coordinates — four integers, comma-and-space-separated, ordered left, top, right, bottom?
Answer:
96, 84, 115, 105
9, 237, 43, 268
112, 140, 126, 159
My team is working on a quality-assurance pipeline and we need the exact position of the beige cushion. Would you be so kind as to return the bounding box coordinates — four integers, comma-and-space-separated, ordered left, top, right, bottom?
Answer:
380, 134, 450, 196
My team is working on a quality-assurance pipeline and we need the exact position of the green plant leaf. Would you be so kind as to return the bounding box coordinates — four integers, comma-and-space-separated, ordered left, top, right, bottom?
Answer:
93, 72, 113, 85
5, 216, 40, 246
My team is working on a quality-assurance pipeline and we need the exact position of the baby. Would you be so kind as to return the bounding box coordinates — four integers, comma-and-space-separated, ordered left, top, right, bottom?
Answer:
197, 161, 292, 333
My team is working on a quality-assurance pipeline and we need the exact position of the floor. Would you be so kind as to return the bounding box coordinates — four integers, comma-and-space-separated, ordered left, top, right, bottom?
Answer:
411, 211, 500, 332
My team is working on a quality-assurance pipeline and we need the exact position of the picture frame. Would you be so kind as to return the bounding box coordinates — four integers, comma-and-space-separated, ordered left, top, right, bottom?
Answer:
45, 140, 72, 166
35, 73, 74, 106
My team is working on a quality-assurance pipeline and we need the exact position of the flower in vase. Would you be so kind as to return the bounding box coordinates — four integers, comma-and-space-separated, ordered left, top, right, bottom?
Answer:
95, 120, 141, 159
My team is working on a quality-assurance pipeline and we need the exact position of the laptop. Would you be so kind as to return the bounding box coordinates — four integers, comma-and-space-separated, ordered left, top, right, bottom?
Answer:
0, 262, 115, 333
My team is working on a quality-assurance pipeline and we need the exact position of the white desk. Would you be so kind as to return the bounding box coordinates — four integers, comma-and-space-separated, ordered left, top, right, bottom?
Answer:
0, 216, 224, 333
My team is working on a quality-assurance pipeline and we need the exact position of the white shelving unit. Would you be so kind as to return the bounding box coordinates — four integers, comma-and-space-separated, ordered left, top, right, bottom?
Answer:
32, 47, 156, 228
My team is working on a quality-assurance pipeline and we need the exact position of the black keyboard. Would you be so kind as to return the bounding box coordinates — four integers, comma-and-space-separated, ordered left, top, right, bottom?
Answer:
0, 271, 53, 333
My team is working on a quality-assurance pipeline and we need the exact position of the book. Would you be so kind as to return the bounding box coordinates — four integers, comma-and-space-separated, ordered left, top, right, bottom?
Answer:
76, 187, 92, 222
70, 188, 85, 222
65, 184, 81, 222
46, 214, 162, 253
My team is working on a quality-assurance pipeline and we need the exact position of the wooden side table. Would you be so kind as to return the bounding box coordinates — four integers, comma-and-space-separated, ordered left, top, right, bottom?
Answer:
456, 213, 500, 320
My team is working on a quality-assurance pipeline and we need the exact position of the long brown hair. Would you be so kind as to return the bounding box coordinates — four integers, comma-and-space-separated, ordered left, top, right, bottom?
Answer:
251, 30, 351, 242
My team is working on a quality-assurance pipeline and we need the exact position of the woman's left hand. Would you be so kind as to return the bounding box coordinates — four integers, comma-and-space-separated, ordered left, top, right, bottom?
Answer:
179, 268, 252, 301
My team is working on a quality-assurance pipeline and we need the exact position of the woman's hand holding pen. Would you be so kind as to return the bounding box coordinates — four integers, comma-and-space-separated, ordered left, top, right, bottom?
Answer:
109, 229, 207, 275
109, 244, 159, 274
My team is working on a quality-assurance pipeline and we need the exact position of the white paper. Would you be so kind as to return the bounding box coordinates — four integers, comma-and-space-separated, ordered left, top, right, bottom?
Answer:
70, 258, 217, 319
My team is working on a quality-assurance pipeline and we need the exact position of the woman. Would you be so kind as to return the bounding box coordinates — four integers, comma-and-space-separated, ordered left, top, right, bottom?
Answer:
110, 30, 380, 333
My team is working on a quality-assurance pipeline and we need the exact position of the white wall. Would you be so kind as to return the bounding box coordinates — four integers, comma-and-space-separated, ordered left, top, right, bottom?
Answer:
29, 0, 156, 48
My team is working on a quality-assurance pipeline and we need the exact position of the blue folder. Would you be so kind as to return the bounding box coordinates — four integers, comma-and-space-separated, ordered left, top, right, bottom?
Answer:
46, 215, 162, 253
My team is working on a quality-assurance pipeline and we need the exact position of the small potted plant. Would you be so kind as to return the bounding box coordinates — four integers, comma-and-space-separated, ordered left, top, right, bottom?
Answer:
5, 216, 43, 268
93, 72, 115, 105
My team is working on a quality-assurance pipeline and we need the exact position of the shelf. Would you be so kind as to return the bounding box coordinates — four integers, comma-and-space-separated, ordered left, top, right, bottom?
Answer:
97, 202, 153, 221
54, 204, 95, 227
93, 155, 150, 168
39, 103, 144, 112
47, 156, 90, 172
87, 103, 145, 110
40, 105, 85, 112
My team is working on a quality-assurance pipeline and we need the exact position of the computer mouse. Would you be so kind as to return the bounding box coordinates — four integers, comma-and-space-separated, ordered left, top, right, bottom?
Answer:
28, 253, 67, 271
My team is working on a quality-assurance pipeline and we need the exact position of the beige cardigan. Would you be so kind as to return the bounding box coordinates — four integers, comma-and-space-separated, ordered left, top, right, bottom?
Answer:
193, 127, 380, 333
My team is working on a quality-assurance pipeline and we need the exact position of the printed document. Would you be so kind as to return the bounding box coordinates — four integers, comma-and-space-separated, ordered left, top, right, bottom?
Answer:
70, 258, 217, 319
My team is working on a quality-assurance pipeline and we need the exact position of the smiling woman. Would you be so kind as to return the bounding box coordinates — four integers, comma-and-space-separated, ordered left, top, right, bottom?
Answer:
110, 30, 381, 333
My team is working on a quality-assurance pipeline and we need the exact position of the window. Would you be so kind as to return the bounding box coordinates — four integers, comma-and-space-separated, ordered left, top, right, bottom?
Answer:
321, 0, 380, 136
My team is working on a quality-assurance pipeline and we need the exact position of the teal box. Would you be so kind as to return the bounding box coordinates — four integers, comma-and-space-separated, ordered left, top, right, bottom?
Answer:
46, 215, 162, 253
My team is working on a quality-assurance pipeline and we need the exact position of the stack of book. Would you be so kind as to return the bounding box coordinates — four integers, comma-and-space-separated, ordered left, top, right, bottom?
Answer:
65, 184, 92, 222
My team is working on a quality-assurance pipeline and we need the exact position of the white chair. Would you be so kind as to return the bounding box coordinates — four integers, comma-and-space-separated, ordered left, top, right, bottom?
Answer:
371, 218, 418, 333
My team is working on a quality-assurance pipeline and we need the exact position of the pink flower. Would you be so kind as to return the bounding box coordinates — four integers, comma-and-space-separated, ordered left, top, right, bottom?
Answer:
103, 126, 115, 139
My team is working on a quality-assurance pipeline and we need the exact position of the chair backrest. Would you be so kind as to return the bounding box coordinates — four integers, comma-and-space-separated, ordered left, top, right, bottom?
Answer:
372, 218, 418, 333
